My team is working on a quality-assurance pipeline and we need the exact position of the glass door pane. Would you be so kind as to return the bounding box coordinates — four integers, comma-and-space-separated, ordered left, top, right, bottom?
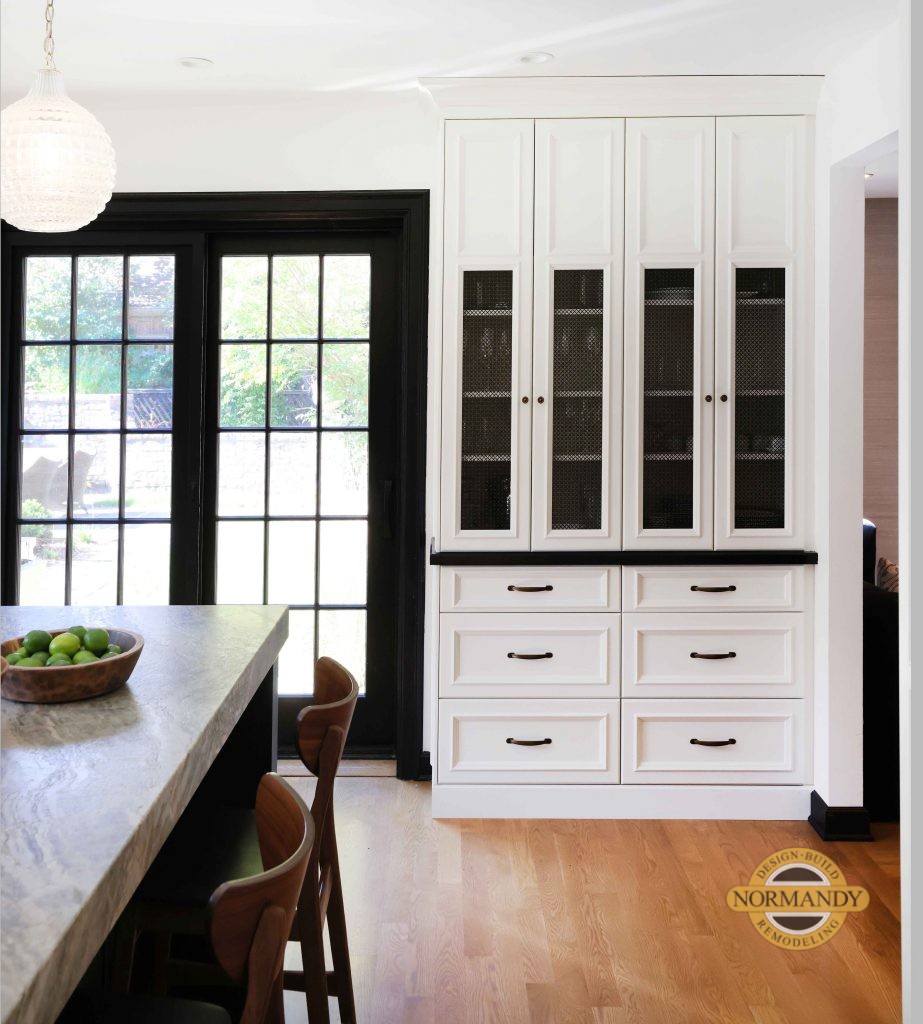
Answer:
214, 253, 371, 698
642, 268, 695, 530
551, 269, 604, 530
459, 270, 513, 531
16, 254, 176, 605
734, 268, 786, 529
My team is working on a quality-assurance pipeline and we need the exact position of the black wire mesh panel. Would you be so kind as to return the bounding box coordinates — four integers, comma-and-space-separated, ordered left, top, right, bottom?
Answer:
460, 271, 514, 531
734, 268, 785, 529
551, 269, 604, 530
642, 268, 695, 530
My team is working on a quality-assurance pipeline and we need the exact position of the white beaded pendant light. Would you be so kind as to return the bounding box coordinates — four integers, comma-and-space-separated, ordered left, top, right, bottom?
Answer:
1, 0, 116, 232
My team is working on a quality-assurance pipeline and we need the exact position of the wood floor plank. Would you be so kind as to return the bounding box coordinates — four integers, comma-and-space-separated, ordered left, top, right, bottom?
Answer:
282, 778, 902, 1024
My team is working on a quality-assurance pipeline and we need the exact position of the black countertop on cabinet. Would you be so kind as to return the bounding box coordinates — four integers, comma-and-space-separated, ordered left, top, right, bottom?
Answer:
429, 549, 819, 566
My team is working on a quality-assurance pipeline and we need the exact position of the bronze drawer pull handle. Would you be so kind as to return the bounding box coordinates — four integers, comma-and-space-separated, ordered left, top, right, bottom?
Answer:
506, 737, 552, 746
690, 651, 737, 660
507, 584, 554, 593
690, 585, 737, 593
507, 651, 554, 660
690, 737, 737, 747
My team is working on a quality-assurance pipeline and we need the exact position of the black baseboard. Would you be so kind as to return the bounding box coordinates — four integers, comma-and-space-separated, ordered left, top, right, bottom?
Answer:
416, 750, 432, 782
808, 790, 873, 841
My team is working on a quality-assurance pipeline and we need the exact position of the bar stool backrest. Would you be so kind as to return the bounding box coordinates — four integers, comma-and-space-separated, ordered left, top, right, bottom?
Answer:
295, 657, 359, 777
207, 773, 313, 1024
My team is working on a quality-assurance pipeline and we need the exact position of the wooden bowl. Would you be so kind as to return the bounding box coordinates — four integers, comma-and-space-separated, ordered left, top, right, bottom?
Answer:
0, 629, 144, 704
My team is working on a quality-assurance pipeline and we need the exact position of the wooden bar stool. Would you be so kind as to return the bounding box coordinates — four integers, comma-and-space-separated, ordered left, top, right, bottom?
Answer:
284, 656, 359, 1024
104, 772, 313, 1023
118, 658, 359, 1024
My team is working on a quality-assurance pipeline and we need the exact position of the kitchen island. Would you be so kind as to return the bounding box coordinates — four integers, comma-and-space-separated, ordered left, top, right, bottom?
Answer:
0, 604, 288, 1024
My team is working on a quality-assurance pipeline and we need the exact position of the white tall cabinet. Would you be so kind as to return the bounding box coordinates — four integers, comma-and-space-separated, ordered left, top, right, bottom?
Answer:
714, 116, 810, 549
431, 91, 816, 821
623, 118, 715, 549
440, 120, 534, 551
441, 118, 624, 551
531, 118, 624, 550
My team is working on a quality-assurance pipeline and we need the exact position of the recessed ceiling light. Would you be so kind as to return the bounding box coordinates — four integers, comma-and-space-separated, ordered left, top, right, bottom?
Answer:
520, 52, 554, 64
865, 172, 875, 178
179, 57, 214, 70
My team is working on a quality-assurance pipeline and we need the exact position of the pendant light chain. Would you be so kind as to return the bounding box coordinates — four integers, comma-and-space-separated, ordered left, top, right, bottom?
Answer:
43, 0, 56, 70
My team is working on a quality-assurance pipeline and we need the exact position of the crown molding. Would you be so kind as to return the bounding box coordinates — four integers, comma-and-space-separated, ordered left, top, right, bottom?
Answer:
419, 75, 823, 119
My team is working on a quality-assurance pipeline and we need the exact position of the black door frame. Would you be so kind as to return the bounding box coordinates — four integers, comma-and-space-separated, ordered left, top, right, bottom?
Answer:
0, 191, 430, 780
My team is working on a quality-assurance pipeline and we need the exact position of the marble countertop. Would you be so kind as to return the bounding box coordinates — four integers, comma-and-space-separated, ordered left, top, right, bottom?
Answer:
0, 605, 288, 1024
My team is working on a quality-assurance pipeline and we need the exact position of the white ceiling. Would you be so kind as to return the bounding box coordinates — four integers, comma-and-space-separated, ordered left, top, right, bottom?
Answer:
865, 149, 899, 198
0, 0, 899, 100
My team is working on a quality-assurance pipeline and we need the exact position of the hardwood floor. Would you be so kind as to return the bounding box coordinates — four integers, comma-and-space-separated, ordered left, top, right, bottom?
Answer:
279, 758, 397, 778
280, 778, 901, 1024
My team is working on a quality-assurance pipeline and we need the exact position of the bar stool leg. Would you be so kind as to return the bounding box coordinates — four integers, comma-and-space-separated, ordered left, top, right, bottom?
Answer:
326, 874, 355, 1022
324, 827, 356, 1023
298, 895, 331, 1024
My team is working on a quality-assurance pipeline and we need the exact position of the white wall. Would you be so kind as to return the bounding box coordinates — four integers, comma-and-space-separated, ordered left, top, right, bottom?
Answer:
821, 22, 900, 166
812, 20, 899, 809
898, 1, 917, 1018
76, 89, 438, 193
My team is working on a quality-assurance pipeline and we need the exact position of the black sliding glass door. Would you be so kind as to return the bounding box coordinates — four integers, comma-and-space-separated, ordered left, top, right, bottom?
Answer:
205, 234, 401, 752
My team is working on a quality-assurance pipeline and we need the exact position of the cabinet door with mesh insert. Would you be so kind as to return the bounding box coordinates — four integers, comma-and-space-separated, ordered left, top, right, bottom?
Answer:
531, 117, 624, 550
458, 271, 516, 533
731, 268, 787, 532
534, 268, 612, 544
624, 264, 713, 548
715, 115, 808, 548
440, 119, 534, 551
623, 117, 715, 549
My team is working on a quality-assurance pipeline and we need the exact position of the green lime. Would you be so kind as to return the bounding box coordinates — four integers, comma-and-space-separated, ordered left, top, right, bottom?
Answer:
99, 651, 118, 660
46, 655, 73, 667
16, 656, 43, 667
23, 630, 52, 654
107, 644, 122, 655
83, 628, 109, 655
31, 651, 49, 665
68, 626, 87, 642
49, 632, 82, 658
72, 650, 99, 664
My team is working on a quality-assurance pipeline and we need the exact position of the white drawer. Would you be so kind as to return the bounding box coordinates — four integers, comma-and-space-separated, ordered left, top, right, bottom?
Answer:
622, 613, 806, 698
440, 566, 618, 612
622, 566, 805, 612
439, 613, 619, 698
438, 699, 619, 784
621, 699, 805, 785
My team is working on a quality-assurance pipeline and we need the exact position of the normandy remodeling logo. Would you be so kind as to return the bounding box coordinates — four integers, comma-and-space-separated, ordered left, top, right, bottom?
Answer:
726, 847, 869, 949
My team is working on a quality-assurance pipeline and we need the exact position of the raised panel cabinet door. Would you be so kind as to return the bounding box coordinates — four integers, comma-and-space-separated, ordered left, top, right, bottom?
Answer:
438, 611, 620, 698
621, 611, 807, 698
623, 118, 715, 549
621, 698, 806, 785
715, 116, 811, 548
532, 119, 624, 550
441, 120, 534, 550
440, 566, 619, 613
438, 698, 620, 784
621, 565, 805, 612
